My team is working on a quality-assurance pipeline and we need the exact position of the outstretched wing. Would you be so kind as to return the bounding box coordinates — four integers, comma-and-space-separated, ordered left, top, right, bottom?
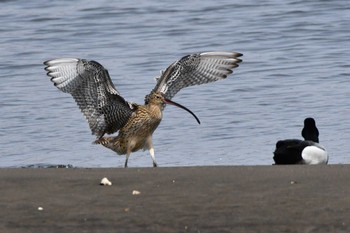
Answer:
151, 52, 243, 100
44, 58, 134, 138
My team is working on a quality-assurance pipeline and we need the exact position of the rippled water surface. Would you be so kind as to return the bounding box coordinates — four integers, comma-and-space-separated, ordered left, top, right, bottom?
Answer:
1, 0, 350, 167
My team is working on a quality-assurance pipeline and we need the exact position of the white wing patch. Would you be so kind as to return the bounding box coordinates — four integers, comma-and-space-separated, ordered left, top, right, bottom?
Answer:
302, 145, 328, 165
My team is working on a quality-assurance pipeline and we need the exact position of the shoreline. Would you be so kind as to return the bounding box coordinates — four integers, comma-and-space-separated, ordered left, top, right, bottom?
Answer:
1, 165, 349, 233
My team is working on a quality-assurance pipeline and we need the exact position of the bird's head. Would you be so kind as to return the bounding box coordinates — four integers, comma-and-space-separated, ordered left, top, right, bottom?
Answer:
302, 117, 319, 143
145, 92, 200, 124
304, 118, 316, 127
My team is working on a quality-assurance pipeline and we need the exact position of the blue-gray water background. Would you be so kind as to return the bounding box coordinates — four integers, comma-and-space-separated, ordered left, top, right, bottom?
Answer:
1, 0, 349, 167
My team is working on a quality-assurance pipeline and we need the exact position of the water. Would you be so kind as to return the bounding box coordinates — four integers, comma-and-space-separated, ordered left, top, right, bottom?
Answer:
1, 0, 349, 167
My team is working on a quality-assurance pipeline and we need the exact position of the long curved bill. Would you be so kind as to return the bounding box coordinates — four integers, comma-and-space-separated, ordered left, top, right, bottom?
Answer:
164, 98, 201, 124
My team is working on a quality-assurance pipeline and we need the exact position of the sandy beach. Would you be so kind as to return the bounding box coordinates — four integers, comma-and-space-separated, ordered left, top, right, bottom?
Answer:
1, 165, 349, 233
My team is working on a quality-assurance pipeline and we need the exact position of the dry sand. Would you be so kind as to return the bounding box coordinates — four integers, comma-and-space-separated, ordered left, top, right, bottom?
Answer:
1, 165, 350, 233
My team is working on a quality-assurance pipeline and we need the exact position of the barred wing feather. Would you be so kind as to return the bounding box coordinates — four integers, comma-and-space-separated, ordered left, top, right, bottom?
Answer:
44, 58, 134, 138
152, 52, 242, 100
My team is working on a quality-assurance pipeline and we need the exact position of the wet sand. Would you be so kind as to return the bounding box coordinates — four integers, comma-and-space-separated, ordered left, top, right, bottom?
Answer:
1, 165, 350, 233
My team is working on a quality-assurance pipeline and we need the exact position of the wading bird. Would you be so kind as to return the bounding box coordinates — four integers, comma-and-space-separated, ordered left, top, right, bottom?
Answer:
273, 118, 328, 165
44, 52, 243, 167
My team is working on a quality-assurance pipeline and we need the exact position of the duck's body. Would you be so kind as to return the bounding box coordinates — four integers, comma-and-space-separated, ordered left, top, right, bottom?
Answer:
273, 118, 328, 165
273, 139, 328, 165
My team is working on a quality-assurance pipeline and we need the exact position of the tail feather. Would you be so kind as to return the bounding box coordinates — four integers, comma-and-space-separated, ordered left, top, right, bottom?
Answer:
94, 137, 125, 155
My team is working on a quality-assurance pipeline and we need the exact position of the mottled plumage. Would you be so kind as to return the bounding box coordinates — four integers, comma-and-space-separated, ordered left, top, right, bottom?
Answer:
44, 52, 243, 167
150, 52, 241, 100
44, 58, 134, 138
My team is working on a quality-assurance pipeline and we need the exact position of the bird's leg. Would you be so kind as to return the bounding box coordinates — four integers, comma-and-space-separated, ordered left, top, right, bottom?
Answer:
124, 152, 130, 168
124, 157, 128, 168
145, 135, 157, 167
149, 147, 158, 167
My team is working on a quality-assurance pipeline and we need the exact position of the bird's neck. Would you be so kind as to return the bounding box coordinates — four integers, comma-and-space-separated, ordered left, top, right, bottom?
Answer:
145, 102, 163, 119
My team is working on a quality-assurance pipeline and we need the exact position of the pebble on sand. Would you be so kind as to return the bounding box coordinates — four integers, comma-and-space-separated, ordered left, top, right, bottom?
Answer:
100, 177, 112, 186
